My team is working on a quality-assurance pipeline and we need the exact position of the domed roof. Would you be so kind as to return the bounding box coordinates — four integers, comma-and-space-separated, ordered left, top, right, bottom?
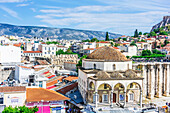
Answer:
87, 46, 129, 62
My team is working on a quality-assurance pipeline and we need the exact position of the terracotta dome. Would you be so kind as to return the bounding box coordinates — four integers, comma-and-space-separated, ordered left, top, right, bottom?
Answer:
87, 46, 129, 62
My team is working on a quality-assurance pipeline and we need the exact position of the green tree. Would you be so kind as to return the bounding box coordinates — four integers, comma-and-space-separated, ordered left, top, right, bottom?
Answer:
122, 38, 127, 41
152, 49, 161, 54
2, 105, 38, 113
159, 31, 168, 35
76, 55, 87, 67
130, 41, 137, 46
142, 50, 152, 56
134, 29, 138, 37
150, 31, 156, 36
91, 38, 99, 42
114, 43, 120, 47
164, 40, 169, 46
110, 42, 114, 46
139, 32, 142, 35
105, 32, 109, 41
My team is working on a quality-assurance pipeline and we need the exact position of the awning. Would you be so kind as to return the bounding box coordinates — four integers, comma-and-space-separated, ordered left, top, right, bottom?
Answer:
47, 75, 55, 79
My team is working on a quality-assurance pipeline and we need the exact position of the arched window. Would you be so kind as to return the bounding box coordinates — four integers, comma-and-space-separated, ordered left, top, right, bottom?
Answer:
94, 64, 96, 69
113, 64, 116, 70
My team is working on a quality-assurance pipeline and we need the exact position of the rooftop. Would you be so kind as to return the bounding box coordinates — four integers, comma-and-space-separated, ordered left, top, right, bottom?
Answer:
26, 87, 69, 102
0, 86, 26, 93
87, 46, 129, 62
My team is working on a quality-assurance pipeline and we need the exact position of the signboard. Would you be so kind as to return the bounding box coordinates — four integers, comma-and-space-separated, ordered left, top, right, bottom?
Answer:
50, 101, 63, 105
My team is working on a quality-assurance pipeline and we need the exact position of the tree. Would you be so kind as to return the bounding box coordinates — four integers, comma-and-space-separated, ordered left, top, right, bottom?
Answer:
105, 32, 109, 41
159, 31, 168, 35
2, 105, 38, 113
152, 49, 161, 54
164, 40, 169, 46
114, 43, 120, 47
130, 41, 137, 46
110, 42, 114, 46
150, 31, 156, 36
142, 50, 152, 56
76, 55, 87, 67
134, 29, 138, 37
91, 38, 99, 42
139, 32, 142, 35
122, 38, 127, 41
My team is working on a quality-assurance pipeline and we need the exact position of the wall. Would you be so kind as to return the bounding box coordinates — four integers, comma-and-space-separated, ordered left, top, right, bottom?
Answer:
0, 46, 21, 63
3, 92, 26, 107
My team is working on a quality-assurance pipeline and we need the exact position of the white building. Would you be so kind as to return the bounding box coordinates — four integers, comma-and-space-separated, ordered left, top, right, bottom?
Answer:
0, 45, 21, 64
78, 47, 143, 109
23, 51, 42, 61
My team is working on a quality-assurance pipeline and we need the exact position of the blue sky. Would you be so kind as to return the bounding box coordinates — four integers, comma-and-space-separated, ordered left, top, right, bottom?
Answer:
0, 0, 170, 35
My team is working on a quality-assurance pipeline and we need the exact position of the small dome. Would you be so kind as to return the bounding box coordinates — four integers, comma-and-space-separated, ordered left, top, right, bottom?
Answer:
87, 46, 129, 62
110, 71, 124, 78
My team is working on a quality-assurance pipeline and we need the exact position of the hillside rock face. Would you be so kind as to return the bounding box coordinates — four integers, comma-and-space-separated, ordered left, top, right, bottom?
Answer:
151, 16, 170, 32
0, 23, 121, 40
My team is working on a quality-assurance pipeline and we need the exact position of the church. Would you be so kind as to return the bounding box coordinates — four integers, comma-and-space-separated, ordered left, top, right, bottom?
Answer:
78, 46, 144, 108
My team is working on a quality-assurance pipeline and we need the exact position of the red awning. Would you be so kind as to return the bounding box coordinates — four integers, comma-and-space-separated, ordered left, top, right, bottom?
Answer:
47, 75, 55, 79
46, 85, 56, 89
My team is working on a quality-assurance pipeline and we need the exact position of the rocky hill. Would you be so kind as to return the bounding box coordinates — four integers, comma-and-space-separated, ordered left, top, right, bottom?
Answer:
151, 16, 170, 32
0, 23, 121, 40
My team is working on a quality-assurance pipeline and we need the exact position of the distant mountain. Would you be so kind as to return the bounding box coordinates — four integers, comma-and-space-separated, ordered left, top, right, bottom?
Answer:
0, 23, 121, 40
151, 16, 170, 32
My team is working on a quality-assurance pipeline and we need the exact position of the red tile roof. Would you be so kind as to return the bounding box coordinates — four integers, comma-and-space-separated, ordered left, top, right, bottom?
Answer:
13, 43, 22, 47
57, 82, 78, 95
0, 86, 26, 93
64, 76, 78, 82
26, 88, 69, 102
23, 51, 42, 53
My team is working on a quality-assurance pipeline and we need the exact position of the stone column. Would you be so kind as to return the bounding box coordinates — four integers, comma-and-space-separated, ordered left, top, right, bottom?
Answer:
140, 90, 143, 108
142, 65, 147, 98
156, 64, 162, 97
110, 91, 113, 107
165, 64, 169, 96
124, 91, 126, 107
148, 65, 155, 99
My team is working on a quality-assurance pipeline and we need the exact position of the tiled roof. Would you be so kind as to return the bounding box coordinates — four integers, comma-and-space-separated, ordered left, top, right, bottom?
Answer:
36, 60, 49, 65
57, 82, 78, 95
23, 51, 42, 53
64, 62, 77, 64
0, 86, 26, 93
26, 88, 69, 102
64, 76, 78, 82
18, 65, 31, 69
46, 76, 65, 87
13, 43, 22, 47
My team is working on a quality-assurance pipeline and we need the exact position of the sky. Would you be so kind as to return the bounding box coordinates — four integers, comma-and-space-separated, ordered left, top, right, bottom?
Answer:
0, 0, 170, 36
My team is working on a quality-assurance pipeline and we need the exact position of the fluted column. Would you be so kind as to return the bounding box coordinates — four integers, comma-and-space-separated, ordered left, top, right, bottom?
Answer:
142, 65, 147, 98
165, 64, 169, 96
156, 64, 162, 97
148, 65, 155, 99
95, 92, 98, 108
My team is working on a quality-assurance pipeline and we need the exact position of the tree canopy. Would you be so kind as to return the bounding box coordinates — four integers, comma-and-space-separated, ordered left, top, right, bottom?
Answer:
105, 32, 109, 41
130, 41, 137, 46
142, 50, 152, 56
138, 32, 142, 35
2, 105, 38, 113
76, 55, 87, 67
134, 29, 138, 37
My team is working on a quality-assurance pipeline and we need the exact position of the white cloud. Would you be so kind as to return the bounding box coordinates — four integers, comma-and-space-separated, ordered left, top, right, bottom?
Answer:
16, 3, 29, 7
1, 6, 20, 19
36, 2, 170, 35
0, 0, 24, 3
30, 8, 36, 12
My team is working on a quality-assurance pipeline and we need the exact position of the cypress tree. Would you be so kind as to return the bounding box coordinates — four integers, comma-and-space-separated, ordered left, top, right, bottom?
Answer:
105, 32, 109, 41
134, 29, 138, 37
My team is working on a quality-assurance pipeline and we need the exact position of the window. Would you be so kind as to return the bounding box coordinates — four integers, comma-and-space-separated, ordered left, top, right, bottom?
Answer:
129, 94, 134, 101
52, 52, 54, 54
113, 64, 116, 70
94, 64, 96, 69
93, 94, 99, 103
52, 47, 54, 50
45, 52, 46, 54
104, 84, 107, 89
45, 47, 46, 50
103, 94, 108, 103
39, 81, 43, 88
